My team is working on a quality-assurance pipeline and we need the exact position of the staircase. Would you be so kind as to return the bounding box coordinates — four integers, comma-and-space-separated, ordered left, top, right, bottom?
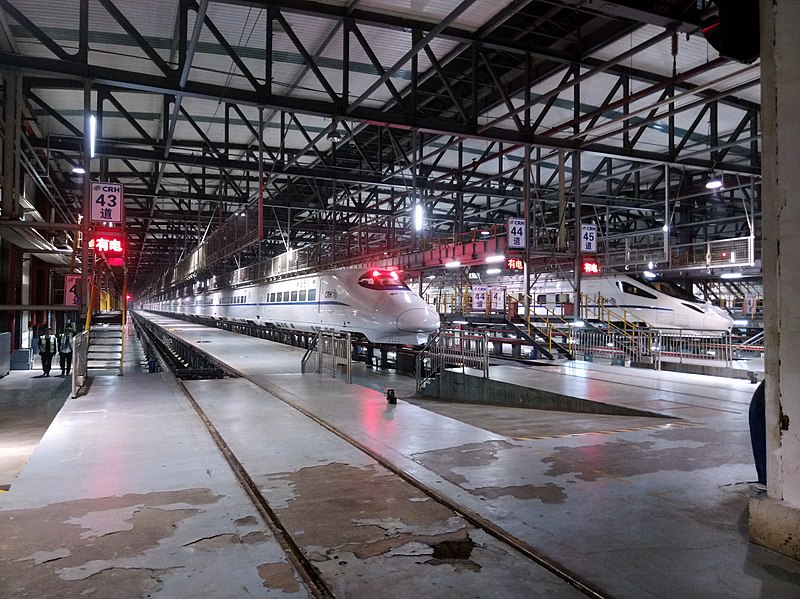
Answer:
87, 311, 123, 374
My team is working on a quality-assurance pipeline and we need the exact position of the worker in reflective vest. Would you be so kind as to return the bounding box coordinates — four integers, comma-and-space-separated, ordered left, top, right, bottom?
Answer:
38, 327, 57, 377
58, 323, 75, 376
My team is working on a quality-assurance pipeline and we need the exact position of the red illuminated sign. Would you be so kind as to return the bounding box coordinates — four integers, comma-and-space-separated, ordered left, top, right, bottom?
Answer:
91, 237, 123, 253
506, 258, 524, 271
90, 234, 125, 267
581, 258, 600, 274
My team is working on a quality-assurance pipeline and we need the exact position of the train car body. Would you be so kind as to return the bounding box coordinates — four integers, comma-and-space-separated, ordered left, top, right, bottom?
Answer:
533, 274, 733, 331
144, 268, 440, 346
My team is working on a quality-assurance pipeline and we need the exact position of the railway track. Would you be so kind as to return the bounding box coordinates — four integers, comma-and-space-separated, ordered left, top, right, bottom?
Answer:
157, 359, 613, 598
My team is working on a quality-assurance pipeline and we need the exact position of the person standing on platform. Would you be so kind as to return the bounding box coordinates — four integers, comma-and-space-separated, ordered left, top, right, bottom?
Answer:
749, 379, 767, 487
58, 323, 75, 376
38, 327, 57, 377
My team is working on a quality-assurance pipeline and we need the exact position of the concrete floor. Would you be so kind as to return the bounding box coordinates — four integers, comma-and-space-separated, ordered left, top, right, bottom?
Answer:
1, 313, 799, 598
0, 363, 71, 491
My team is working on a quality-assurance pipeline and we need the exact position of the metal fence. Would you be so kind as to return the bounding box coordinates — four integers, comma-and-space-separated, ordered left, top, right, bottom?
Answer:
416, 329, 490, 392
572, 328, 733, 369
307, 331, 352, 383
572, 329, 662, 369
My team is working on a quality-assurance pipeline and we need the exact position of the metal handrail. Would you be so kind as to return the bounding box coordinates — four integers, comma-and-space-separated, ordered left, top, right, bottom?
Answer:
301, 333, 320, 373
71, 331, 88, 398
416, 328, 490, 392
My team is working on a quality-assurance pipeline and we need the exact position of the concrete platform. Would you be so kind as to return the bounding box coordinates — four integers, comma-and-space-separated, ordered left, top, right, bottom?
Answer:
1, 311, 799, 598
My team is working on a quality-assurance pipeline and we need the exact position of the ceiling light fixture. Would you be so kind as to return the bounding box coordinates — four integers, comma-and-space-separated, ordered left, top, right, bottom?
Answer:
89, 114, 97, 158
72, 166, 86, 174
705, 174, 723, 190
327, 120, 343, 143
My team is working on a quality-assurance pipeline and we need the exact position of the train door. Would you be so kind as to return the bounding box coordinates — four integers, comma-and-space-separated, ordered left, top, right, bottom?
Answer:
319, 275, 340, 327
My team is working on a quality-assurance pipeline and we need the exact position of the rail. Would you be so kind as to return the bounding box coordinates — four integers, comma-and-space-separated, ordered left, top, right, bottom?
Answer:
581, 292, 648, 335
572, 328, 733, 369
130, 311, 226, 379
416, 328, 490, 392
573, 329, 662, 369
657, 330, 733, 367
311, 331, 352, 383
300, 333, 319, 374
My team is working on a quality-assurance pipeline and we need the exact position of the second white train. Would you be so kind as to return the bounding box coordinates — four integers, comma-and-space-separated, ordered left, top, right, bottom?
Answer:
533, 273, 733, 331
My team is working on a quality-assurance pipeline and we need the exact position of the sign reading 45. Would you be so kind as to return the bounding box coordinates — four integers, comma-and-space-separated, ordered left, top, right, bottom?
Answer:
90, 182, 124, 224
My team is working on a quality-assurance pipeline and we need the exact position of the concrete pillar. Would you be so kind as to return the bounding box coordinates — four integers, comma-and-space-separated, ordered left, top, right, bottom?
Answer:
749, 0, 800, 560
2, 70, 22, 219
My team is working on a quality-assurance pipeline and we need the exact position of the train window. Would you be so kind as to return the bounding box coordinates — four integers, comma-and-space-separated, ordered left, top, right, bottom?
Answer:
283, 291, 290, 301
536, 294, 546, 304
291, 291, 298, 302
358, 270, 409, 290
308, 289, 317, 301
299, 290, 306, 301
618, 281, 657, 300
643, 278, 702, 303
682, 302, 704, 314
269, 292, 275, 302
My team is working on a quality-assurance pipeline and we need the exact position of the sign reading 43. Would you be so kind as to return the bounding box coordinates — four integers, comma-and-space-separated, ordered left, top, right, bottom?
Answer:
90, 182, 124, 224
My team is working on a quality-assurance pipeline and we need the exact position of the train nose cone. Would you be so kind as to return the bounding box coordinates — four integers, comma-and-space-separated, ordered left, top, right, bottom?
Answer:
397, 308, 440, 332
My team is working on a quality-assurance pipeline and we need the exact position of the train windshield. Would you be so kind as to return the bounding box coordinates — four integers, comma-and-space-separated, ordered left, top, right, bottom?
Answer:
358, 270, 410, 291
635, 275, 702, 303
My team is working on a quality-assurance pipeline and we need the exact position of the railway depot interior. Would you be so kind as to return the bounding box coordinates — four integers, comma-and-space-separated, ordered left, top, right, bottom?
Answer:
2, 1, 800, 597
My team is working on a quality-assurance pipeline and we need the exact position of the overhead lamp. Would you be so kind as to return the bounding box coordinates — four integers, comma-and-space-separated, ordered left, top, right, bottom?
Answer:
327, 120, 343, 143
89, 114, 97, 159
414, 204, 424, 231
732, 319, 749, 327
643, 271, 656, 279
705, 175, 723, 190
72, 166, 86, 174
486, 268, 501, 275
479, 229, 491, 236
721, 272, 742, 279
445, 260, 461, 268
485, 254, 505, 263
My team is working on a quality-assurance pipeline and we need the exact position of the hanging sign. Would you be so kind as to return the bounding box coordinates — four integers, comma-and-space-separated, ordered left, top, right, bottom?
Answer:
64, 274, 82, 306
90, 182, 124, 223
580, 224, 597, 253
472, 286, 488, 311
507, 218, 526, 249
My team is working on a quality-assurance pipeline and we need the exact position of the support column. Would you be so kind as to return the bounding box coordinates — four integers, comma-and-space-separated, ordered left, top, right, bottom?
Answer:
749, 0, 800, 560
2, 70, 22, 219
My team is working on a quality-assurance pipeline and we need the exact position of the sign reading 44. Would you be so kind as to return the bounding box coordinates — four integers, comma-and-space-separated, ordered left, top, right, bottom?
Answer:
90, 182, 124, 224
507, 218, 526, 249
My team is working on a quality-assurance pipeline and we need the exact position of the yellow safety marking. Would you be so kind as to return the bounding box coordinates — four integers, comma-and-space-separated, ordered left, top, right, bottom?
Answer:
512, 420, 697, 441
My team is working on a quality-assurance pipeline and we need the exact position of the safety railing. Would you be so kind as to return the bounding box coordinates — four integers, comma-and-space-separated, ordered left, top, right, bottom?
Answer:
572, 328, 732, 369
416, 328, 490, 392
312, 331, 352, 383
657, 330, 733, 367
572, 328, 662, 369
71, 331, 89, 398
581, 292, 649, 335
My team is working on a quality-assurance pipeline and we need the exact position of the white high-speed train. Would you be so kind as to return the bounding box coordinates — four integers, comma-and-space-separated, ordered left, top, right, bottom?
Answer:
533, 273, 733, 331
142, 268, 440, 346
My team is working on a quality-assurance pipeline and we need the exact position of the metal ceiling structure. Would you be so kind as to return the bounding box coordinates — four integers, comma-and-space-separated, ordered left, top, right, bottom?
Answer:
0, 0, 761, 298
